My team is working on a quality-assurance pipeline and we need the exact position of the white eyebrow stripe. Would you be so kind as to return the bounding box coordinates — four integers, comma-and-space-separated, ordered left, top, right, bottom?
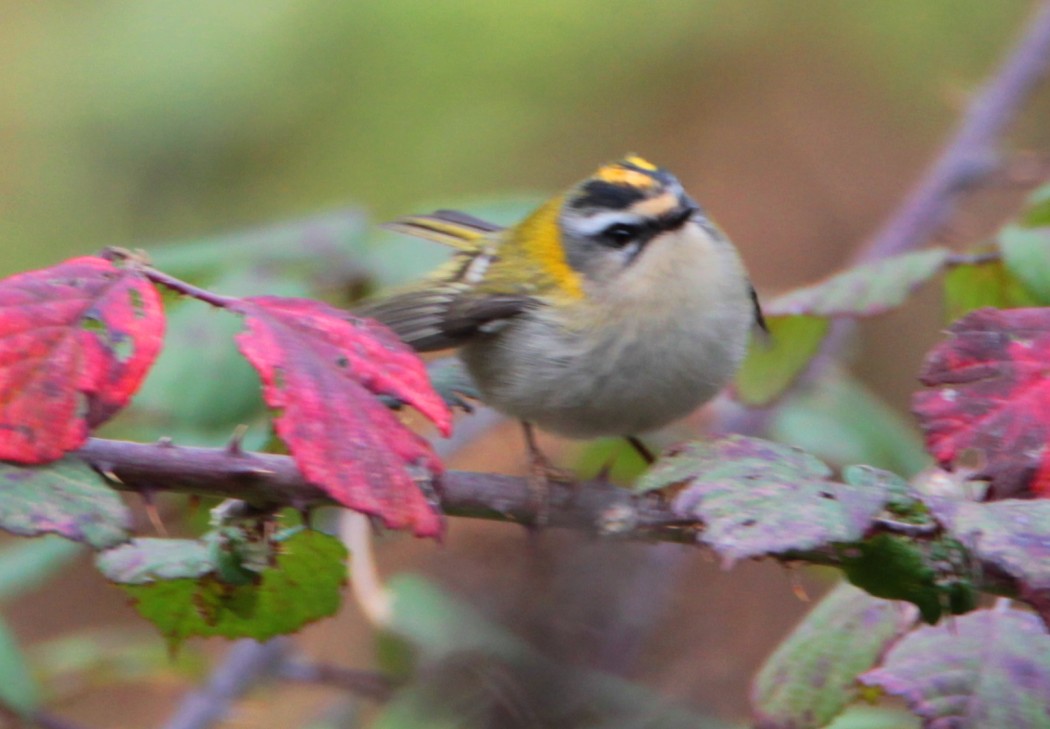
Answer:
570, 211, 645, 237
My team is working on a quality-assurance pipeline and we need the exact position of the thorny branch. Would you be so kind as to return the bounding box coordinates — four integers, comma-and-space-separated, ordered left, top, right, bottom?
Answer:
76, 437, 690, 535
76, 436, 1021, 599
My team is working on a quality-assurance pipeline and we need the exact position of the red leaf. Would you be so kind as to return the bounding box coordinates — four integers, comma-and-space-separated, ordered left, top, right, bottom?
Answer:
233, 296, 451, 538
913, 307, 1050, 498
0, 256, 164, 462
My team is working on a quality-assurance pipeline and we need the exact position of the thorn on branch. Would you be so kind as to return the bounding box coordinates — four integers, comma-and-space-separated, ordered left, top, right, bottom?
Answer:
789, 569, 811, 602
226, 425, 249, 457
98, 465, 123, 484
229, 464, 277, 480
141, 489, 168, 536
597, 501, 638, 536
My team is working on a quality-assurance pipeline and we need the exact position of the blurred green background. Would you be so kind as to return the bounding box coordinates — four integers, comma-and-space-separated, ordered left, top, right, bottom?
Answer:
2, 1, 1042, 284
3, 2, 1049, 727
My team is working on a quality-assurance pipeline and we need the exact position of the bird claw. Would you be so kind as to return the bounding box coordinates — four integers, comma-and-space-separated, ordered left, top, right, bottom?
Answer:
521, 423, 576, 528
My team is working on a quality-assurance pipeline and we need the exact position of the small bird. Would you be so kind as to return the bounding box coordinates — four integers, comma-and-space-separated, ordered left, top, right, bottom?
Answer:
363, 155, 763, 474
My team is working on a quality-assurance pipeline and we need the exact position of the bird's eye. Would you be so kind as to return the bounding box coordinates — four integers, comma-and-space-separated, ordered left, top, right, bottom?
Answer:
601, 222, 642, 247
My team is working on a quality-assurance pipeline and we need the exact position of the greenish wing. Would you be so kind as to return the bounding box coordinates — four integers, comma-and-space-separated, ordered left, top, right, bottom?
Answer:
381, 210, 504, 250
361, 284, 537, 352
368, 209, 536, 350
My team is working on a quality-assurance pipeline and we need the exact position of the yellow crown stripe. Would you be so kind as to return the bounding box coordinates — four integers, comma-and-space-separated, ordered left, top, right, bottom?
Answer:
595, 164, 658, 189
624, 155, 658, 171
596, 167, 657, 188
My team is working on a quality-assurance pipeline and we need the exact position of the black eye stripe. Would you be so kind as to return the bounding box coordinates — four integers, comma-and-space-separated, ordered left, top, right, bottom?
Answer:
597, 221, 650, 248
573, 181, 646, 211
659, 204, 698, 231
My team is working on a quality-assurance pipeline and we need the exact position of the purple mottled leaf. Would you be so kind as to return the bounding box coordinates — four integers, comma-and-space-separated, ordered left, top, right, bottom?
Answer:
0, 458, 129, 549
639, 436, 893, 565
861, 609, 1050, 729
928, 498, 1050, 621
752, 582, 917, 729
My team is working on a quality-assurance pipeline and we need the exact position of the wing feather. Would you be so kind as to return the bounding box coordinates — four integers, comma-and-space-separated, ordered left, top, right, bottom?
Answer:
365, 209, 535, 350
382, 210, 505, 251
360, 283, 537, 352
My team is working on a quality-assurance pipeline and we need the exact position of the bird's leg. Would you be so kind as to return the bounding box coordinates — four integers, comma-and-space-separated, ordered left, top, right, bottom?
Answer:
625, 435, 656, 465
521, 421, 576, 527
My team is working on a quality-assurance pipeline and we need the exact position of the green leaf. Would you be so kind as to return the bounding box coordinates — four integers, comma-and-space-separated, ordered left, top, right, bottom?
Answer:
30, 627, 202, 687
823, 704, 920, 729
148, 209, 370, 286
97, 538, 214, 584
769, 249, 950, 317
861, 609, 1050, 728
999, 182, 1050, 304
840, 534, 942, 624
0, 617, 40, 718
943, 259, 1041, 321
752, 582, 916, 729
737, 249, 950, 405
999, 225, 1050, 305
735, 315, 829, 406
769, 370, 927, 476
637, 436, 894, 565
121, 269, 317, 446
1018, 182, 1050, 229
116, 530, 346, 649
575, 438, 651, 484
0, 458, 130, 549
0, 536, 81, 602
123, 212, 374, 445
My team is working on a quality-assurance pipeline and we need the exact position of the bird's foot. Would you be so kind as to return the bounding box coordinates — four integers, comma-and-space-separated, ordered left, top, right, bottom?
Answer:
521, 422, 576, 528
